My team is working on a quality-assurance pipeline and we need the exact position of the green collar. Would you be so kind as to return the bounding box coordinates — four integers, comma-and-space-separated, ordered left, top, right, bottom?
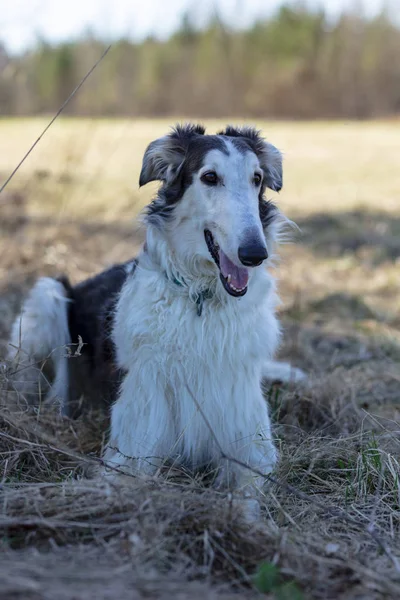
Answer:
167, 274, 213, 316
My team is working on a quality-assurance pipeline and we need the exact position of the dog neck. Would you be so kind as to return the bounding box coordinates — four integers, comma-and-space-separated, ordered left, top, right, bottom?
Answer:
141, 227, 217, 316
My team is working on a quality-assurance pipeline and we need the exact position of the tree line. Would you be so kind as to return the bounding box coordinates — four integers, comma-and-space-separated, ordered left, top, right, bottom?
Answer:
1, 5, 399, 119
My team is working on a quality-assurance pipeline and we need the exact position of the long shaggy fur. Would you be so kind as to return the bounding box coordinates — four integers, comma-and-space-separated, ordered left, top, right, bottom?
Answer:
8, 124, 306, 507
105, 230, 280, 490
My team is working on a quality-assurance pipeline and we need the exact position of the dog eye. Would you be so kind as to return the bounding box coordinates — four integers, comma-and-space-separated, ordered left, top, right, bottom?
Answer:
201, 171, 219, 185
253, 172, 262, 186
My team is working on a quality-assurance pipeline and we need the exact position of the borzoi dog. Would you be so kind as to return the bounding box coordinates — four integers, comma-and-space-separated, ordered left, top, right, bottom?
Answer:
8, 124, 305, 499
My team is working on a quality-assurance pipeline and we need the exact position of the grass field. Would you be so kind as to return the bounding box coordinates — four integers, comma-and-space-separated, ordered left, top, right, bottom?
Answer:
1, 118, 400, 599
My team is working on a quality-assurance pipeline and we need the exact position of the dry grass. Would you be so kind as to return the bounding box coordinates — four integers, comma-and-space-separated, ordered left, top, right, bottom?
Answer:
1, 118, 400, 599
1, 118, 400, 218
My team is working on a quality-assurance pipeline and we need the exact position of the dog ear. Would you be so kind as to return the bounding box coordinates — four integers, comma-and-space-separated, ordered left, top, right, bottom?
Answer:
139, 136, 182, 187
218, 126, 283, 192
139, 124, 206, 187
258, 142, 282, 192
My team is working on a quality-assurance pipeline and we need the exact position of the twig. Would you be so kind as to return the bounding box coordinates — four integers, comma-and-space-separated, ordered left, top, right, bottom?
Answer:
0, 45, 111, 195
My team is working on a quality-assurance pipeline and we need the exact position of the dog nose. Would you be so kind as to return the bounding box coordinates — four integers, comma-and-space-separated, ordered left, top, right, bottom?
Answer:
238, 242, 268, 267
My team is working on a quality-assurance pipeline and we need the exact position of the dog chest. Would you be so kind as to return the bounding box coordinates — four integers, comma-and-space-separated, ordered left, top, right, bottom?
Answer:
113, 269, 278, 376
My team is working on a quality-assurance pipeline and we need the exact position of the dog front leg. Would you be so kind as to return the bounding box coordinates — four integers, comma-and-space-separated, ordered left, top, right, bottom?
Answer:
214, 439, 277, 493
213, 410, 277, 522
102, 369, 175, 480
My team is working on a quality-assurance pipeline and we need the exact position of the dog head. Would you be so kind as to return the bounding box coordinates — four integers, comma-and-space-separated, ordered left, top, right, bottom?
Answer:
139, 124, 283, 297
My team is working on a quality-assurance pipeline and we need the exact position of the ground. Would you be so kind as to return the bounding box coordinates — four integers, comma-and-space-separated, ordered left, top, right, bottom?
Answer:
0, 118, 400, 599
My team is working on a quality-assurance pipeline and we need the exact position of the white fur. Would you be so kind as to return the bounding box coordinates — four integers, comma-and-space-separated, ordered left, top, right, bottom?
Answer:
103, 142, 294, 493
105, 236, 279, 491
8, 277, 71, 409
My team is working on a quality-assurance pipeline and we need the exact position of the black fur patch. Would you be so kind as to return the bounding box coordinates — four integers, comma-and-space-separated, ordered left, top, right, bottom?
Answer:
56, 262, 136, 417
67, 260, 135, 374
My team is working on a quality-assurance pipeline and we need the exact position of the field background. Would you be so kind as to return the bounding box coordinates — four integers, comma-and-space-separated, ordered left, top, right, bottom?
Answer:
0, 117, 400, 599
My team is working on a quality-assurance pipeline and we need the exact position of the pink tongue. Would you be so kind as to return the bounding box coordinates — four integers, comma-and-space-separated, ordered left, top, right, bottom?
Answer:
219, 249, 249, 290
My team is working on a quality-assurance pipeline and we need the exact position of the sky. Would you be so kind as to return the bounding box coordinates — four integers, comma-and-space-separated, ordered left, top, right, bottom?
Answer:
1, 0, 392, 55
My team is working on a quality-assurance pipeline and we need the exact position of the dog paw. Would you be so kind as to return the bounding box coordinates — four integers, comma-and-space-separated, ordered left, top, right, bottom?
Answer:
240, 498, 261, 523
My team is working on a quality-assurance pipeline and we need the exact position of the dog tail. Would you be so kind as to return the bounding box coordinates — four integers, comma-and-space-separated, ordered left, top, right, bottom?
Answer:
7, 276, 72, 412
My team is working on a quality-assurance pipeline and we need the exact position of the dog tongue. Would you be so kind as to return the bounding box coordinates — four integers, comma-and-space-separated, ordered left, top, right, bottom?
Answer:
219, 249, 249, 290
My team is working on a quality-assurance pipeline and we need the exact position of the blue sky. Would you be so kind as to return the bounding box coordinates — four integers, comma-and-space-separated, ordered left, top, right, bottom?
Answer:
1, 0, 390, 54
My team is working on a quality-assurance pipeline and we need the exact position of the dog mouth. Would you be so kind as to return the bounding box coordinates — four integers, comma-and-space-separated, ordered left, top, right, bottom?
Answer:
204, 230, 249, 297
